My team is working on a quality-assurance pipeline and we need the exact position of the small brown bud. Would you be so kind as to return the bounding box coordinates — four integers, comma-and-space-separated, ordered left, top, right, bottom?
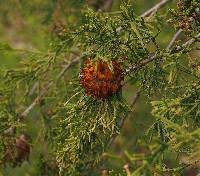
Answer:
124, 164, 130, 170
101, 169, 108, 176
15, 134, 31, 165
1, 134, 31, 167
124, 164, 131, 175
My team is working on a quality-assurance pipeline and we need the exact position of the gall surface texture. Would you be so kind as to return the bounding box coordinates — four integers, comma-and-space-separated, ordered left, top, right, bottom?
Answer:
80, 59, 124, 99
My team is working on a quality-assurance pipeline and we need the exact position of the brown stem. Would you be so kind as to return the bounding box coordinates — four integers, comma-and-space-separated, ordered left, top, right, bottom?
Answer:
108, 89, 142, 147
167, 29, 183, 50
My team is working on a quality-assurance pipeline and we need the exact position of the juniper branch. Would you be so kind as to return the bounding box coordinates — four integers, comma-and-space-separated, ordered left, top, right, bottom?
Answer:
3, 0, 113, 134
126, 32, 200, 73
3, 56, 81, 135
116, 0, 172, 33
21, 56, 81, 118
25, 0, 114, 106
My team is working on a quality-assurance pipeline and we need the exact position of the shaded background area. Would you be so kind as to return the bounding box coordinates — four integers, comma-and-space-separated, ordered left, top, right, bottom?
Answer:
0, 0, 198, 175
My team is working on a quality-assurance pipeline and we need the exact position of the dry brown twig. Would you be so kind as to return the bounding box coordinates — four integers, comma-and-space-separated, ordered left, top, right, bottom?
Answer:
167, 29, 183, 50
141, 0, 172, 18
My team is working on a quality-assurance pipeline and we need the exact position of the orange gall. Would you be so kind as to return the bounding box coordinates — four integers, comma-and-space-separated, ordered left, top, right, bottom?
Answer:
80, 59, 124, 99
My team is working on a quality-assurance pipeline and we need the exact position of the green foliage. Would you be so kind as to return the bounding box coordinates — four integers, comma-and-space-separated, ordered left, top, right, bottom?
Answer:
34, 154, 59, 176
0, 0, 199, 175
75, 4, 158, 62
0, 86, 22, 166
150, 83, 200, 159
52, 86, 130, 175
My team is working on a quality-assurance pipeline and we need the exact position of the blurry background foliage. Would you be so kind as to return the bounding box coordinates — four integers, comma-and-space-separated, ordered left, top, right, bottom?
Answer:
0, 0, 199, 176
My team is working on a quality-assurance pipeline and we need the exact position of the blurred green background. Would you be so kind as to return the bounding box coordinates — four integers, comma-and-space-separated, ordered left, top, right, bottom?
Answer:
1, 0, 197, 175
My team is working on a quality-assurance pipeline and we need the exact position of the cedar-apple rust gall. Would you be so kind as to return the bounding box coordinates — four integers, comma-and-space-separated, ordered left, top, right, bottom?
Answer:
80, 59, 124, 99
